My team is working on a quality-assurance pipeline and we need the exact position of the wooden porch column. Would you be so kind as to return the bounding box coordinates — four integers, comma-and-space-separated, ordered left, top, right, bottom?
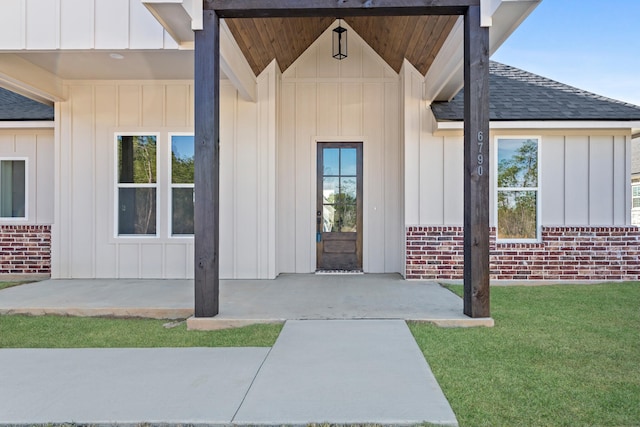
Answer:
463, 5, 490, 318
194, 9, 220, 317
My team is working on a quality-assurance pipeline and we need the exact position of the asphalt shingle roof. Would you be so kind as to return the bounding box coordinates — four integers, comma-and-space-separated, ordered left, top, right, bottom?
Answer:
431, 61, 640, 122
0, 87, 54, 121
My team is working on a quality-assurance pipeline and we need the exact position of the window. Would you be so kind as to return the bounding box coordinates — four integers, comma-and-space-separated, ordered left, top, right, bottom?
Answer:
0, 159, 26, 219
496, 137, 540, 241
632, 182, 640, 226
116, 135, 158, 236
170, 134, 194, 235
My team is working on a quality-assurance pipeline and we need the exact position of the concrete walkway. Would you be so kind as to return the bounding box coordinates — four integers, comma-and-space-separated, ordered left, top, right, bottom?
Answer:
0, 320, 458, 426
0, 274, 493, 327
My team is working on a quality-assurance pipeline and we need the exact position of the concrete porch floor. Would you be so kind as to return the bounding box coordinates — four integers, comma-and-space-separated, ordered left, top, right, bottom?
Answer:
0, 273, 493, 328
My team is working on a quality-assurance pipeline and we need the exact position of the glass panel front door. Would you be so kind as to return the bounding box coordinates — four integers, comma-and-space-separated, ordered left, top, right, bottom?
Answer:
316, 143, 363, 271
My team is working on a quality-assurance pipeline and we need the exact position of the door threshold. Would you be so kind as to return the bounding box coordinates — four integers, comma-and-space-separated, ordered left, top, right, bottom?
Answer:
315, 269, 364, 275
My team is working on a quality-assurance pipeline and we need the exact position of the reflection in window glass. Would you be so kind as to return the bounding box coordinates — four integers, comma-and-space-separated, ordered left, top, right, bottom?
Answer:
118, 188, 157, 235
497, 191, 537, 240
497, 138, 538, 188
118, 136, 157, 184
340, 148, 357, 175
172, 135, 195, 184
172, 188, 194, 235
497, 138, 539, 240
0, 160, 26, 218
171, 135, 195, 235
323, 149, 340, 175
117, 135, 157, 235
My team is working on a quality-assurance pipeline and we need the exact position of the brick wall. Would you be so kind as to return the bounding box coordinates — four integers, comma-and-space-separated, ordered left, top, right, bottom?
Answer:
0, 225, 51, 275
406, 226, 640, 281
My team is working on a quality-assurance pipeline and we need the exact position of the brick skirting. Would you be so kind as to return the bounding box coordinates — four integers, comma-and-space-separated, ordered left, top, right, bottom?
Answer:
0, 225, 51, 275
406, 226, 640, 281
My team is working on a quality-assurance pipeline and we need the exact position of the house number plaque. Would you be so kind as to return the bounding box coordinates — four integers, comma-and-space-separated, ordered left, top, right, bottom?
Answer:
477, 131, 484, 176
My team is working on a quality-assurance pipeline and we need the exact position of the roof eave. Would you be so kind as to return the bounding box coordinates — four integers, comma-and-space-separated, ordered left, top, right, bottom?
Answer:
425, 0, 542, 103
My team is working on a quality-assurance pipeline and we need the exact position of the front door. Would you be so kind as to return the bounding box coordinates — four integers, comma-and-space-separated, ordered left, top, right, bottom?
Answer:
316, 142, 363, 271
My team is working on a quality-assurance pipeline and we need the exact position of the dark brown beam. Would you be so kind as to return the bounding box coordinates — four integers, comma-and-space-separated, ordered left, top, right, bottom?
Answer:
463, 5, 490, 318
205, 0, 478, 17
194, 9, 220, 317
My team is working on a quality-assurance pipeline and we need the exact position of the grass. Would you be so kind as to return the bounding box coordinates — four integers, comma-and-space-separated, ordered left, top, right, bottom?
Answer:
0, 315, 282, 348
409, 283, 640, 427
0, 280, 31, 291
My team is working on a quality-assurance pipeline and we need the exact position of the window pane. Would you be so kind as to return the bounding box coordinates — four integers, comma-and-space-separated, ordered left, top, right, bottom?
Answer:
118, 135, 157, 184
323, 149, 340, 175
337, 204, 357, 232
323, 204, 336, 232
340, 177, 357, 202
634, 198, 640, 209
171, 135, 194, 184
633, 185, 640, 197
118, 188, 156, 235
340, 148, 357, 175
498, 190, 537, 239
497, 138, 538, 188
172, 188, 194, 235
0, 160, 26, 218
323, 203, 357, 233
323, 177, 339, 203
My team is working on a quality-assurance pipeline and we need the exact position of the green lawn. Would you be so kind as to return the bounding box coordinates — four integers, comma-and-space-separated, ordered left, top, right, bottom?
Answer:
409, 283, 640, 427
0, 281, 31, 291
0, 316, 282, 348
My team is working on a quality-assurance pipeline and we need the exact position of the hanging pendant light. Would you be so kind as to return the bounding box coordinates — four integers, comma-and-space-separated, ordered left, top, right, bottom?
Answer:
332, 19, 348, 60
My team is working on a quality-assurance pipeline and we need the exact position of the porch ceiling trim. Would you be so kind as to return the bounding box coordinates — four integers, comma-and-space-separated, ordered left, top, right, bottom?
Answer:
220, 20, 257, 101
205, 0, 480, 17
0, 54, 64, 105
143, 0, 257, 101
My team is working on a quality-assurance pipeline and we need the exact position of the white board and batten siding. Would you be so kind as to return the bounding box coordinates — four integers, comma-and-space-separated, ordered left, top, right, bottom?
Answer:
278, 26, 404, 275
0, 128, 54, 225
53, 72, 277, 279
540, 134, 629, 226
404, 62, 632, 229
0, 0, 177, 50
402, 61, 467, 227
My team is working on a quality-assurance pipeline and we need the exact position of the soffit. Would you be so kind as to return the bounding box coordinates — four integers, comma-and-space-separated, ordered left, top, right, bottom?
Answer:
225, 15, 458, 75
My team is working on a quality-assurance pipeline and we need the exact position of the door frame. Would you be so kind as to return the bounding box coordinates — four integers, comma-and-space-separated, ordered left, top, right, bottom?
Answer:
316, 141, 364, 271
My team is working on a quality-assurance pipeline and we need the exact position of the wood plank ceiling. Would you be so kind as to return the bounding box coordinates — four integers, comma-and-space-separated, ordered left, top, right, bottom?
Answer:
225, 15, 458, 76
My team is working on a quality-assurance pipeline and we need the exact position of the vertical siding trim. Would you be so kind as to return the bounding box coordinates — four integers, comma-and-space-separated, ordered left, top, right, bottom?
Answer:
587, 136, 591, 224
233, 90, 239, 278
91, 85, 97, 277
20, 0, 27, 49
51, 101, 62, 277
611, 136, 615, 223
564, 136, 568, 224
55, 0, 61, 48
625, 135, 632, 224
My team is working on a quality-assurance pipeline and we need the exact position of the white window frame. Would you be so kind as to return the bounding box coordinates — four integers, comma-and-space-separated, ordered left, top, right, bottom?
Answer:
632, 182, 640, 208
632, 181, 640, 226
114, 133, 160, 239
0, 157, 28, 222
494, 136, 542, 243
168, 132, 195, 238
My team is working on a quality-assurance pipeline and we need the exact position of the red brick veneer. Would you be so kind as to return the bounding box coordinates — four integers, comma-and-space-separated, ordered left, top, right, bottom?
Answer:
406, 226, 640, 281
0, 225, 51, 275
